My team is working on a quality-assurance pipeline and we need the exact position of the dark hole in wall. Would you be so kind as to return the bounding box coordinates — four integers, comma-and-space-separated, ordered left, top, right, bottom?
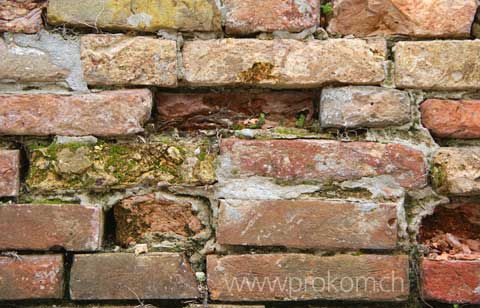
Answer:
103, 207, 117, 248
419, 203, 480, 260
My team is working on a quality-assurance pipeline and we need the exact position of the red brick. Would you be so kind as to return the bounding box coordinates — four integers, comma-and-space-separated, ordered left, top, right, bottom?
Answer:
0, 204, 103, 251
156, 92, 315, 130
70, 253, 199, 300
421, 99, 480, 139
217, 200, 397, 249
0, 89, 152, 136
224, 0, 319, 35
0, 0, 46, 33
219, 139, 427, 189
421, 259, 480, 303
0, 150, 20, 197
207, 254, 409, 301
0, 254, 64, 300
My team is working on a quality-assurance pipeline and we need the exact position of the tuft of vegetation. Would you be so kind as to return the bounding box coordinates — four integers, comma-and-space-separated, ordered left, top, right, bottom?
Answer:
295, 113, 306, 128
321, 2, 334, 15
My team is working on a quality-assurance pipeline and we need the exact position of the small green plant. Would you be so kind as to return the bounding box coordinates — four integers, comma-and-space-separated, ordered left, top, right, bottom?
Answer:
257, 113, 266, 127
321, 2, 334, 15
295, 113, 306, 128
453, 304, 460, 308
249, 113, 267, 129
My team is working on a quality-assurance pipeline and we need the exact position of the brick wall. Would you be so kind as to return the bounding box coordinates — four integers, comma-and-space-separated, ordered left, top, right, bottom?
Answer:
0, 0, 479, 307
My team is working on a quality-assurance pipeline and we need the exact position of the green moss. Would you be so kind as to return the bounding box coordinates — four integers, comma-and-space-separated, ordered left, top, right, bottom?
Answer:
26, 137, 216, 192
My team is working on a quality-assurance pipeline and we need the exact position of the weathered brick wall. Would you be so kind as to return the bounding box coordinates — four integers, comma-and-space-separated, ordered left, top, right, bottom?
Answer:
0, 1, 479, 307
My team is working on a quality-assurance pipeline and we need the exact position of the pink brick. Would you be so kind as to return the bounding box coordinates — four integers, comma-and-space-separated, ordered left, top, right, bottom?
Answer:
421, 259, 480, 304
0, 254, 64, 300
224, 0, 319, 35
208, 254, 409, 301
219, 139, 427, 189
70, 253, 199, 300
217, 199, 398, 249
0, 90, 152, 136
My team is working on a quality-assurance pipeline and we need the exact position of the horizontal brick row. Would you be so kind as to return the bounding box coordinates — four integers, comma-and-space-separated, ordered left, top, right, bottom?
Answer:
219, 139, 427, 189
217, 199, 398, 249
0, 204, 103, 251
207, 254, 410, 301
0, 253, 199, 300
4, 35, 480, 92
10, 0, 475, 38
0, 86, 413, 137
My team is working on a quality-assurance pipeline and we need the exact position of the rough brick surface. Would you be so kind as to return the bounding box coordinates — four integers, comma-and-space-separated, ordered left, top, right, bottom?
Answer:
219, 139, 427, 189
114, 194, 204, 247
0, 90, 152, 136
328, 0, 478, 38
0, 0, 46, 33
207, 254, 409, 301
156, 92, 315, 130
27, 138, 215, 192
47, 0, 221, 32
224, 0, 319, 35
432, 147, 480, 196
394, 41, 480, 90
0, 204, 103, 251
217, 199, 398, 249
81, 35, 177, 87
421, 99, 480, 139
421, 259, 480, 304
0, 31, 87, 91
0, 150, 20, 197
70, 253, 199, 300
183, 38, 387, 88
0, 254, 64, 300
321, 86, 410, 128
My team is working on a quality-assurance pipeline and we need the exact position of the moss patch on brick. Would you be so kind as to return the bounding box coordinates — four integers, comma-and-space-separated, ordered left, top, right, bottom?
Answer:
26, 137, 216, 192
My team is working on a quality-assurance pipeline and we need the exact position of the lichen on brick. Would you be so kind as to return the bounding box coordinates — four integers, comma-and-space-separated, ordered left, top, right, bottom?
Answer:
237, 62, 277, 83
